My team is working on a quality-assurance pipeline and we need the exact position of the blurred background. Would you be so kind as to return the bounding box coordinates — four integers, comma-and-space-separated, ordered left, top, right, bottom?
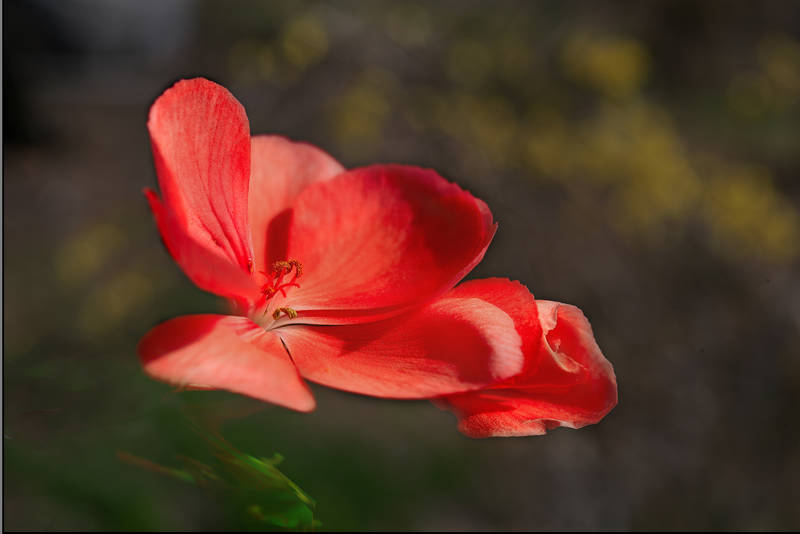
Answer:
4, 0, 800, 530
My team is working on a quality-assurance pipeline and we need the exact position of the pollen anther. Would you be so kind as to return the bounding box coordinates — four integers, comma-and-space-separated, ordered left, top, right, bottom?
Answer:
273, 307, 298, 320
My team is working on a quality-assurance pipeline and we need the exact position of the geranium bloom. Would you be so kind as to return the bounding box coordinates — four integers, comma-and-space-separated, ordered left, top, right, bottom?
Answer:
138, 78, 617, 438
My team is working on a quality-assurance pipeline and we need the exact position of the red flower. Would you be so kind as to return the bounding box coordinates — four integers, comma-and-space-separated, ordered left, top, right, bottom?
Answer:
138, 78, 617, 437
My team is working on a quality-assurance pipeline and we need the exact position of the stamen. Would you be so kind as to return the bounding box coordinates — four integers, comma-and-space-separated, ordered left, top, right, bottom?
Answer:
272, 307, 298, 320
256, 259, 303, 317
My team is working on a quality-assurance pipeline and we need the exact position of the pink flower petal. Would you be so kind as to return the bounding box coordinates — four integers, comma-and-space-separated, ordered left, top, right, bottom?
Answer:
278, 295, 525, 398
434, 279, 618, 438
272, 165, 496, 324
248, 135, 344, 275
138, 314, 315, 412
148, 78, 254, 283
145, 189, 260, 302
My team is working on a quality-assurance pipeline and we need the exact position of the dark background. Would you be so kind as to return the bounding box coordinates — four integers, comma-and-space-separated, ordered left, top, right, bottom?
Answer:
4, 0, 800, 530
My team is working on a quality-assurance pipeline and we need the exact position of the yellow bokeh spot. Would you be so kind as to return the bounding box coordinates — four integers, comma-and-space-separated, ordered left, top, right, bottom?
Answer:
79, 271, 154, 337
758, 34, 800, 109
430, 92, 517, 166
330, 69, 396, 157
759, 35, 800, 91
464, 96, 517, 163
281, 14, 329, 71
228, 39, 282, 85
55, 223, 124, 287
562, 34, 649, 98
523, 101, 705, 236
522, 111, 569, 177
703, 162, 800, 261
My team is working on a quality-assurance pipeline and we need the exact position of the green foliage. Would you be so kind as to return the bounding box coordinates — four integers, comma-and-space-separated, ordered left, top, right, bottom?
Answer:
119, 425, 319, 531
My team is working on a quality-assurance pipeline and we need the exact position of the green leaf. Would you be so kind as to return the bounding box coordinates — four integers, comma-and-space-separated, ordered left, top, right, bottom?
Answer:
119, 425, 318, 530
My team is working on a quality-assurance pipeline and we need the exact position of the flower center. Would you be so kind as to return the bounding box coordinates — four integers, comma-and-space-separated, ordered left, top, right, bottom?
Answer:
257, 259, 302, 321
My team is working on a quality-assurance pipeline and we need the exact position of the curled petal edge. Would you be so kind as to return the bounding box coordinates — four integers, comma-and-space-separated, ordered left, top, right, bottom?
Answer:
433, 280, 618, 438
